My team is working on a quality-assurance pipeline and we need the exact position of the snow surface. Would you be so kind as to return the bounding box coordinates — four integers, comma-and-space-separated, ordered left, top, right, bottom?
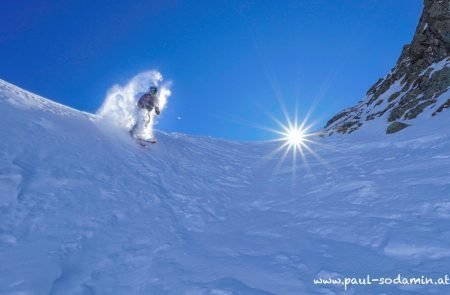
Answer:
422, 57, 450, 79
365, 76, 408, 116
1, 79, 450, 294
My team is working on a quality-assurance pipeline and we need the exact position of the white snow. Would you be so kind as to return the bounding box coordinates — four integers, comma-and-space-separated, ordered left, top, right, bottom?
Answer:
365, 75, 407, 115
420, 57, 450, 79
1, 79, 450, 294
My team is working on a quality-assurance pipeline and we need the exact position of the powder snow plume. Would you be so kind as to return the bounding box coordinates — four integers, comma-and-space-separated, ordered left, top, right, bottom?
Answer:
96, 71, 171, 135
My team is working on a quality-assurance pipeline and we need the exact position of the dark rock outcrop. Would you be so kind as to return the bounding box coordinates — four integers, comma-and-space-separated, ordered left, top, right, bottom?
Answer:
386, 121, 410, 134
324, 0, 450, 135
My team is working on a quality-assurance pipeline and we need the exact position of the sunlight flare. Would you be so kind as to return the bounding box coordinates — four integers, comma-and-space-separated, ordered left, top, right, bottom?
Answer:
285, 124, 306, 147
263, 109, 326, 178
272, 114, 315, 158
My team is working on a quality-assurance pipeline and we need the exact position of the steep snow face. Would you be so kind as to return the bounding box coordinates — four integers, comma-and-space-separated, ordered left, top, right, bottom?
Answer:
1, 80, 450, 294
0, 79, 89, 119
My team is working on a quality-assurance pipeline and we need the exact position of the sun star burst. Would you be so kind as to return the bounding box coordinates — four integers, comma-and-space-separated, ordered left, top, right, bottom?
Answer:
273, 116, 313, 155
283, 124, 306, 148
264, 111, 324, 178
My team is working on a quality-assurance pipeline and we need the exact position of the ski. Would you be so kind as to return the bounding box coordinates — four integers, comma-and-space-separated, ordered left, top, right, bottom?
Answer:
135, 138, 157, 148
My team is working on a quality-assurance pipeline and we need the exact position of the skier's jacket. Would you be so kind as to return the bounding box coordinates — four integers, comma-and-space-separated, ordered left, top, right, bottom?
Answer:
138, 92, 160, 114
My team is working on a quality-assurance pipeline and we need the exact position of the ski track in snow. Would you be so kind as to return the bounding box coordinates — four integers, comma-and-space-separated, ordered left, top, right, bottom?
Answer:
1, 79, 450, 294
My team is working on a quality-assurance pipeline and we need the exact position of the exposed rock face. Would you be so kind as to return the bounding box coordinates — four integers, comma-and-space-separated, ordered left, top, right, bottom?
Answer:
386, 121, 410, 134
324, 0, 450, 135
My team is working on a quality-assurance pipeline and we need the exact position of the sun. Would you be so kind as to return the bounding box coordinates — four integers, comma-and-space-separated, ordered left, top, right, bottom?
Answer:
265, 111, 322, 176
276, 120, 311, 156
285, 126, 306, 146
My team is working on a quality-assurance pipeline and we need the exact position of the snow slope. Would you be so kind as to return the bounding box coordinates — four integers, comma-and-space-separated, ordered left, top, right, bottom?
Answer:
1, 78, 450, 294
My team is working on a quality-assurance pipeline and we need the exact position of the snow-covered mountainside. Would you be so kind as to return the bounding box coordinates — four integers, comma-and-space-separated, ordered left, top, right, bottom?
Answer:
1, 78, 450, 295
324, 0, 450, 135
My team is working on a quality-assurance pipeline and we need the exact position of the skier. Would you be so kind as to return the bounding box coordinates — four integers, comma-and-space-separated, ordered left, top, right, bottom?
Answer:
138, 86, 160, 115
130, 86, 160, 143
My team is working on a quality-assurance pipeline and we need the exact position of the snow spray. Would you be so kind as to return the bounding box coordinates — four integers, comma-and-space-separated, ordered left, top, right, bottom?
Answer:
96, 71, 171, 138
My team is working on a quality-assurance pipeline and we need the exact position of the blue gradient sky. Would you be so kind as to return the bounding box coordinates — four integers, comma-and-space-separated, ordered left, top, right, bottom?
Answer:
0, 0, 422, 140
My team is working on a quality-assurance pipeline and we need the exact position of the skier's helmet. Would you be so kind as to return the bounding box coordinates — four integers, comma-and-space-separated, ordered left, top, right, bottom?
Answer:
149, 86, 158, 96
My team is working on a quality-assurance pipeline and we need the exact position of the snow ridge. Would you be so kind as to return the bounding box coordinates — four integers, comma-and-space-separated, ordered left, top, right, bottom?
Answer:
0, 79, 88, 119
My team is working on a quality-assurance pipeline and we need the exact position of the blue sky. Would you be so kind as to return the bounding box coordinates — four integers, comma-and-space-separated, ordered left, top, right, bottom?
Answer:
0, 0, 422, 140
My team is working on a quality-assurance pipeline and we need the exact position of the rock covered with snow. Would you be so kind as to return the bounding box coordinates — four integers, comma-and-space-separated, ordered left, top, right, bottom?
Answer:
325, 0, 450, 135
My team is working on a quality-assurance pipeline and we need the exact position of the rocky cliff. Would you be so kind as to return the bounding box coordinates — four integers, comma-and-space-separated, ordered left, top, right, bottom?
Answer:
324, 0, 450, 135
